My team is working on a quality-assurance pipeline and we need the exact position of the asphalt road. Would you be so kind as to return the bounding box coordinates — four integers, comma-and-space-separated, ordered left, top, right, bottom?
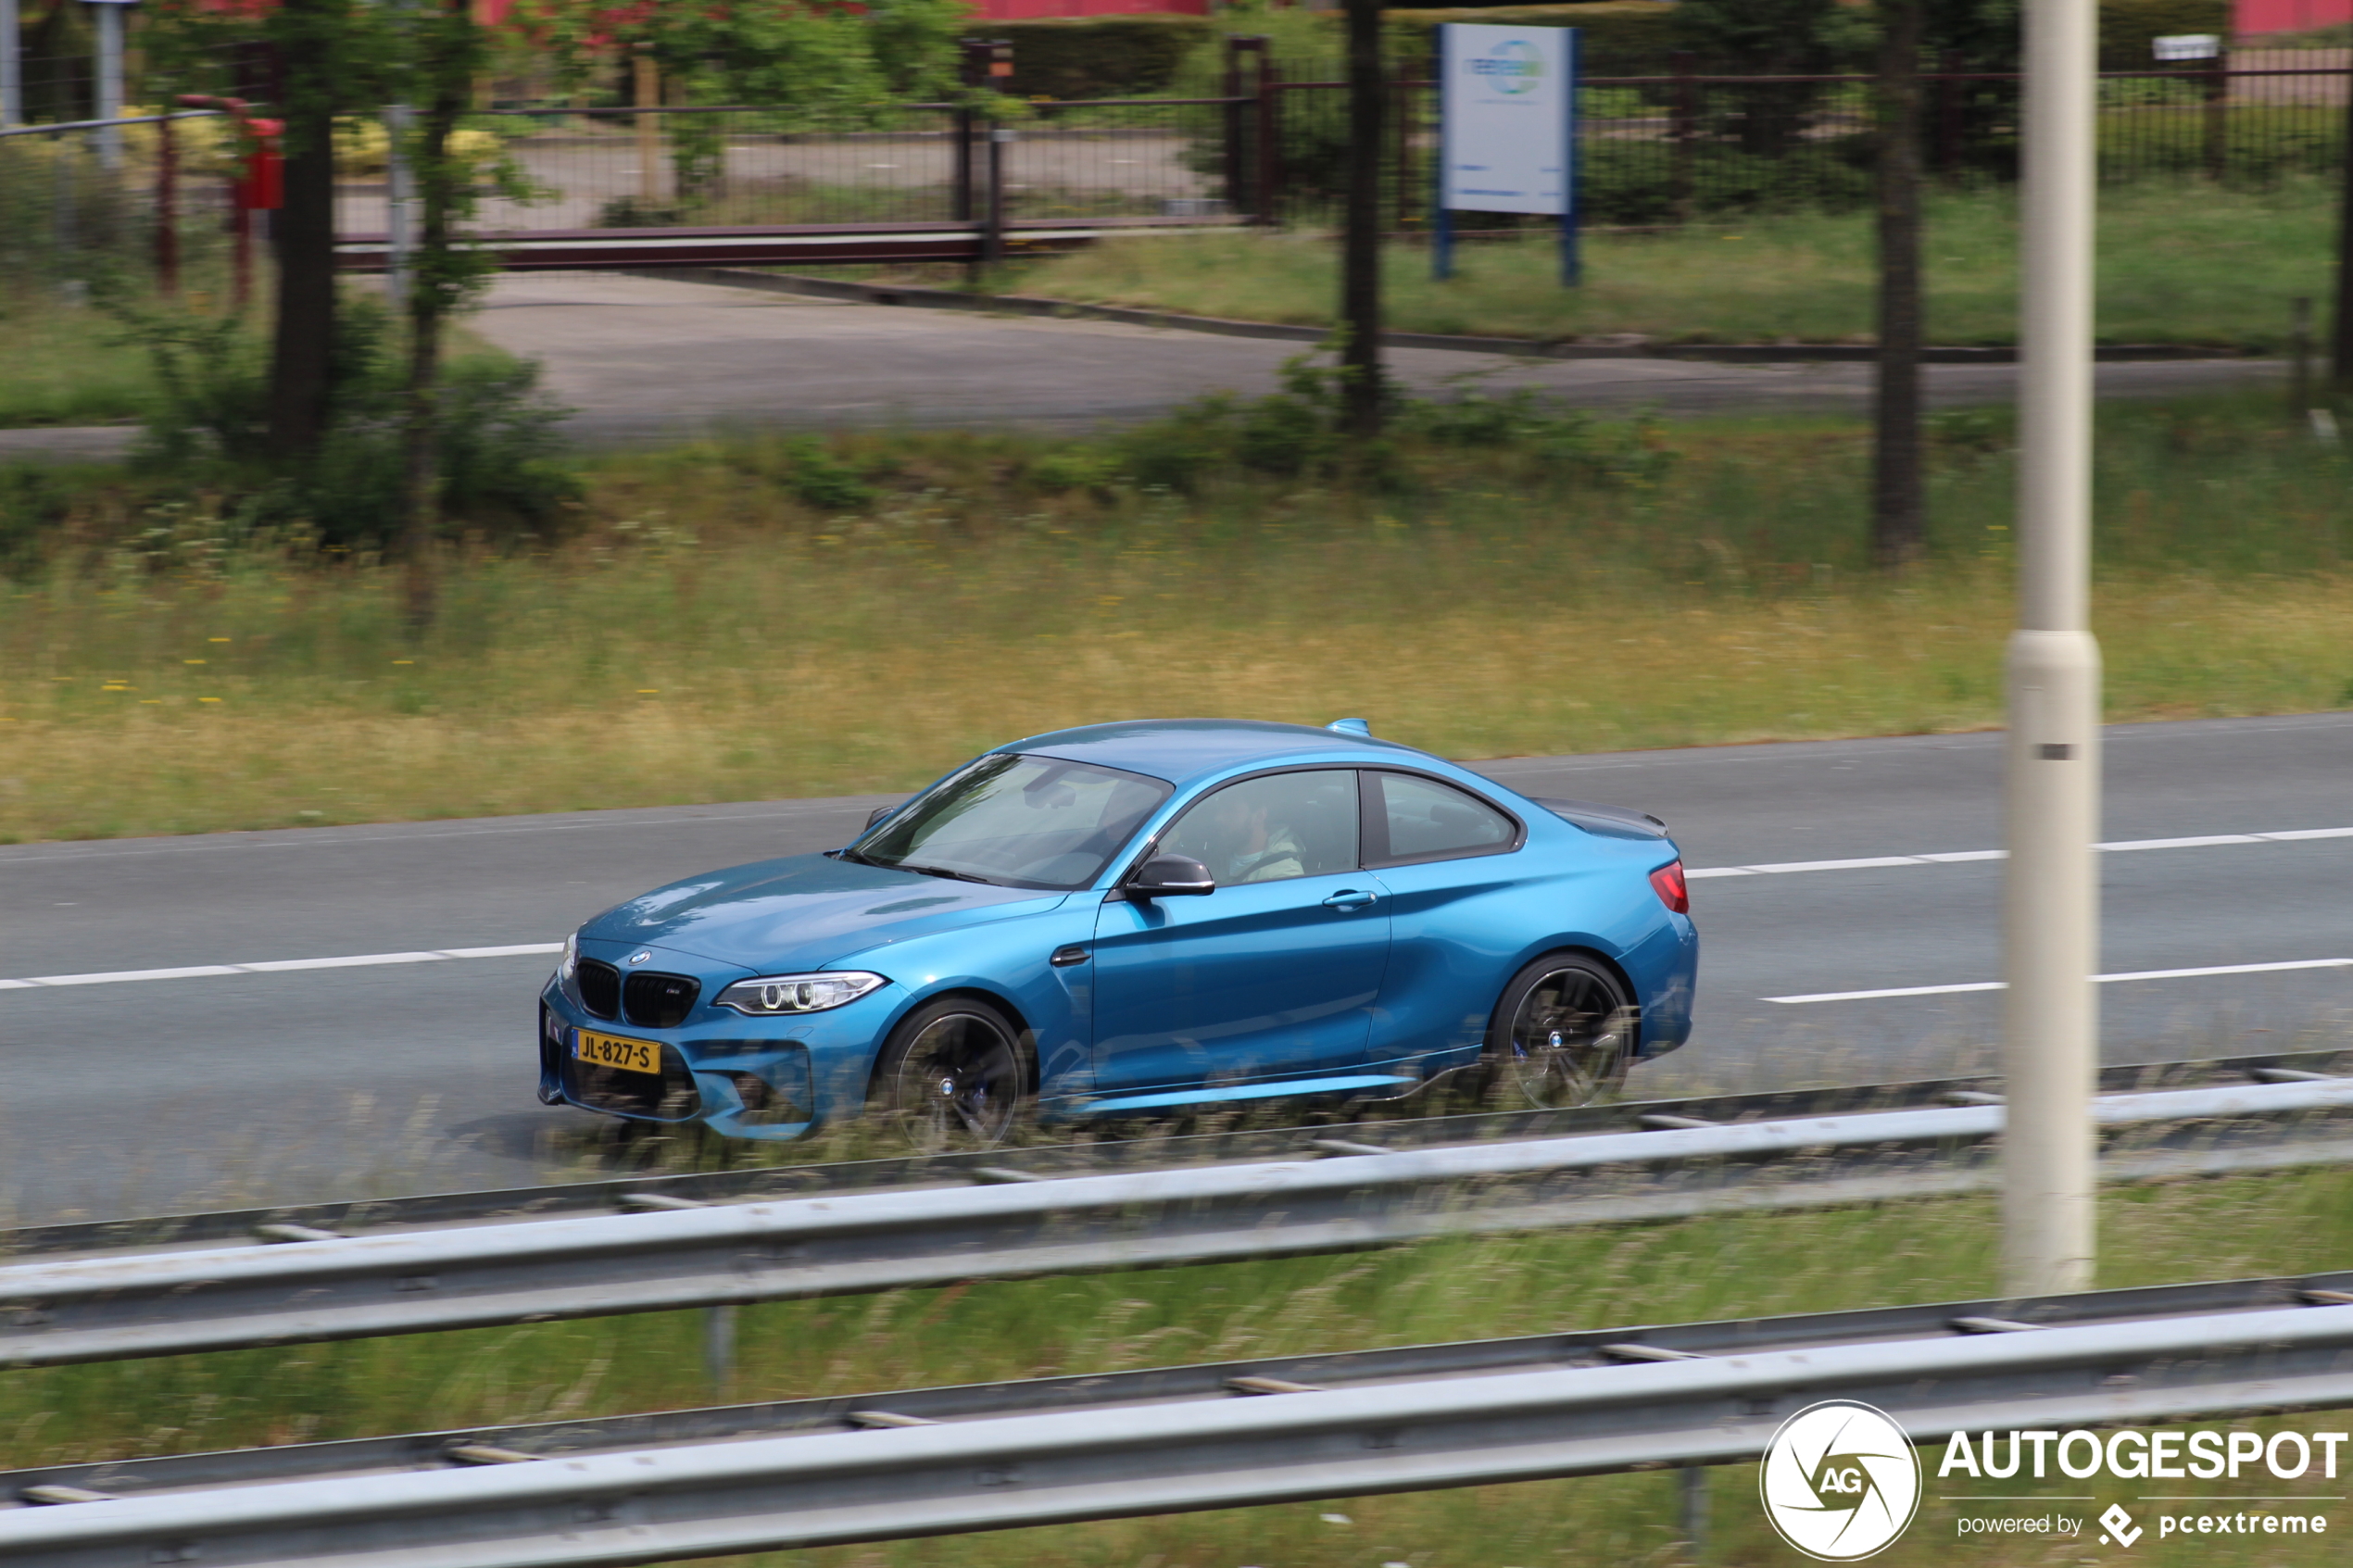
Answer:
0, 271, 2284, 465
464, 273, 2282, 440
1, 711, 2346, 1228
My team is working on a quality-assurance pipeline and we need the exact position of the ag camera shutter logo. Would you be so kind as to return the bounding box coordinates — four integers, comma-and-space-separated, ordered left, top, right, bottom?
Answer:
1759, 1400, 1923, 1560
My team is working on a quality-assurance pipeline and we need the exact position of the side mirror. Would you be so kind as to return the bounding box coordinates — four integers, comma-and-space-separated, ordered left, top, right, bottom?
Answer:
863, 802, 903, 829
1126, 854, 1215, 899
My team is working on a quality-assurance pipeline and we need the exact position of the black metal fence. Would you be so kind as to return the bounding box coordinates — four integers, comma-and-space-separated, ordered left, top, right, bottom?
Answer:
1260, 60, 2353, 230
6, 56, 2352, 295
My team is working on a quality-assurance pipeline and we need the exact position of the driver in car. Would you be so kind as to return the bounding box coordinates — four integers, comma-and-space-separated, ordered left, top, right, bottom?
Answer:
1201, 790, 1306, 884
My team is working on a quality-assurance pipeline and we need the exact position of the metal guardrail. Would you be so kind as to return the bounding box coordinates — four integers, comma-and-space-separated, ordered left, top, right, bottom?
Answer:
6, 1071, 2353, 1370
11, 1047, 2341, 1262
7, 1271, 2353, 1565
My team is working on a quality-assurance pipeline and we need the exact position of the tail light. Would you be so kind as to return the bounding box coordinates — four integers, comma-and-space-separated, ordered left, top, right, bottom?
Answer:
1649, 860, 1689, 915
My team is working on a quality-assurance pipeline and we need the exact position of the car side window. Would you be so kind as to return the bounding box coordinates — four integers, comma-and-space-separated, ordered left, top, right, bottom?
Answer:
1365, 771, 1519, 866
1160, 771, 1359, 886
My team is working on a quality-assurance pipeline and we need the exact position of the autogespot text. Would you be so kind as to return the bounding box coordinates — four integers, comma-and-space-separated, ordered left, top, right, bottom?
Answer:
1938, 1426, 2349, 1481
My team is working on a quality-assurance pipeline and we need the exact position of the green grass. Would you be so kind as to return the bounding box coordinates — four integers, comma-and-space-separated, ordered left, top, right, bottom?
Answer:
0, 284, 517, 431
0, 294, 166, 428
9, 1168, 2353, 1565
0, 390, 2347, 845
1000, 181, 2334, 348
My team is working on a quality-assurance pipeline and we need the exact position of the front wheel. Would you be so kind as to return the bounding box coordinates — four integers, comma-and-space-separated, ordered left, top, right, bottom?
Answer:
871, 997, 1031, 1151
1483, 954, 1637, 1109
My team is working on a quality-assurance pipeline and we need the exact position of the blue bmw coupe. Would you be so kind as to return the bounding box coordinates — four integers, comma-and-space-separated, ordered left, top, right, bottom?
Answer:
538, 719, 1696, 1147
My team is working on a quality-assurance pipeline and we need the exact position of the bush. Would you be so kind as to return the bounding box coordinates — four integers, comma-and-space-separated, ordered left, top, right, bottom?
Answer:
116, 297, 578, 549
993, 16, 1214, 101
1582, 134, 1876, 220
1383, 3, 1682, 77
1114, 351, 1672, 492
0, 464, 77, 574
777, 438, 878, 511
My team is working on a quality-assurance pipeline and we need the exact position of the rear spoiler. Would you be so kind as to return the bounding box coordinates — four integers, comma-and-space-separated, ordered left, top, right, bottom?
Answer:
1530, 797, 1670, 841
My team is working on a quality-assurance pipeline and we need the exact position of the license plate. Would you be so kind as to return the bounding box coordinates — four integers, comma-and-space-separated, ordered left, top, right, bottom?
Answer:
574, 1028, 661, 1076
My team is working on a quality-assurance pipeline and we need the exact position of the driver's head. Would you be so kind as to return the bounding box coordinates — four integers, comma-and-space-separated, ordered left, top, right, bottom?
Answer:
1209, 793, 1267, 853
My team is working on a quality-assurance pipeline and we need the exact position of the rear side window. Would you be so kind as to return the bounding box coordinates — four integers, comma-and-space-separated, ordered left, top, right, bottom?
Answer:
1365, 771, 1520, 867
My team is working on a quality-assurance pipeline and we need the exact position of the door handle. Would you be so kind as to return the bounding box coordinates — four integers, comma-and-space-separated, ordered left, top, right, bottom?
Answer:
1321, 889, 1378, 911
1050, 945, 1089, 967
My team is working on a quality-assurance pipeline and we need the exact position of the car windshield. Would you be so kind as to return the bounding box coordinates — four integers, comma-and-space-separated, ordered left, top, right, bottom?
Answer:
849, 754, 1172, 890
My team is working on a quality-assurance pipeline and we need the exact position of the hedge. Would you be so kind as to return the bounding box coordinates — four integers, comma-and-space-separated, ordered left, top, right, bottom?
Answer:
1387, 0, 2233, 80
984, 0, 2233, 106
1384, 3, 1680, 76
987, 16, 1213, 101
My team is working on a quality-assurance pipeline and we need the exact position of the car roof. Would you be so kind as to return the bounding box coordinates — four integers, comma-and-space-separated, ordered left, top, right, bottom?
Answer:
1007, 718, 1420, 788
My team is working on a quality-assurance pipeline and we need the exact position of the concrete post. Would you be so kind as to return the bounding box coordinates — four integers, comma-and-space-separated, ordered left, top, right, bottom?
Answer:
2, 0, 22, 128
2003, 0, 2102, 1299
92, 1, 128, 169
385, 103, 413, 305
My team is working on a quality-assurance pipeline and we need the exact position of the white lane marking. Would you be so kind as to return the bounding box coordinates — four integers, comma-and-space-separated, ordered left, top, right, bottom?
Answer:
237, 952, 451, 972
6, 826, 2347, 993
0, 944, 563, 991
0, 965, 244, 989
1768, 957, 2353, 1005
1688, 825, 2353, 881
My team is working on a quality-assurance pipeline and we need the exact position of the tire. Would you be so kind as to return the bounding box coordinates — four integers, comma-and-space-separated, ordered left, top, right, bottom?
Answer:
1483, 953, 1638, 1109
870, 997, 1032, 1151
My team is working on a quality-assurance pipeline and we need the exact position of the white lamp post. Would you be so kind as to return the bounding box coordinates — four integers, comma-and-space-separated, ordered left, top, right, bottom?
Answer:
2003, 0, 2102, 1297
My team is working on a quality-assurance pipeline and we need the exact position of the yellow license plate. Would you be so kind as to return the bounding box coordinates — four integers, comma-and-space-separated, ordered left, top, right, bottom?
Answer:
574, 1028, 661, 1076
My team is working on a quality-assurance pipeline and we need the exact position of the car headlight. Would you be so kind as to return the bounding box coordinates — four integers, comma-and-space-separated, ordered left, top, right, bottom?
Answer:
558, 932, 579, 983
714, 972, 888, 1016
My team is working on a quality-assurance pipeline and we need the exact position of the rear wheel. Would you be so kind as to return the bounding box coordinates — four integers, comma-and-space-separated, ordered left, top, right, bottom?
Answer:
872, 997, 1031, 1151
1484, 954, 1637, 1109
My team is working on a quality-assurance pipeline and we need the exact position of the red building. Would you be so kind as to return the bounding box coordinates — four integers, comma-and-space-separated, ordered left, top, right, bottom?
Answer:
969, 0, 1207, 13
2239, 0, 2353, 31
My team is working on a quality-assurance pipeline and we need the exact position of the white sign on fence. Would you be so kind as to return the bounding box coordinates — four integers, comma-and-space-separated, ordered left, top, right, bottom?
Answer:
2152, 33, 2221, 61
1439, 22, 1573, 216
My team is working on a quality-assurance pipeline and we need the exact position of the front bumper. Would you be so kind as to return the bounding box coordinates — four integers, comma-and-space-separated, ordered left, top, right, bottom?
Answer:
537, 979, 895, 1140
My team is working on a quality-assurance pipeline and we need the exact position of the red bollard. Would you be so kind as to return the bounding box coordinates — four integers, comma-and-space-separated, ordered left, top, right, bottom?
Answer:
173, 95, 281, 312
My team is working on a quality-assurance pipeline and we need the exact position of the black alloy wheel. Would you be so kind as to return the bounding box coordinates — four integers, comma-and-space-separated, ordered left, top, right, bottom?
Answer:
873, 997, 1030, 1151
1485, 953, 1638, 1109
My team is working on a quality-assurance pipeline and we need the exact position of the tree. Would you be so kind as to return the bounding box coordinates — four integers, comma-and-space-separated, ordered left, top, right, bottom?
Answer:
1339, 0, 1384, 439
1669, 0, 1871, 157
1873, 0, 1926, 569
266, 0, 355, 464
396, 0, 492, 629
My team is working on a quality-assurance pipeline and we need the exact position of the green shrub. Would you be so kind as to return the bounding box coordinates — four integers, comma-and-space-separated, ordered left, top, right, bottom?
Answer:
1026, 448, 1122, 495
114, 297, 578, 549
1582, 134, 1877, 220
778, 437, 879, 511
992, 16, 1214, 101
0, 464, 78, 574
1383, 2, 1682, 76
1114, 352, 1671, 493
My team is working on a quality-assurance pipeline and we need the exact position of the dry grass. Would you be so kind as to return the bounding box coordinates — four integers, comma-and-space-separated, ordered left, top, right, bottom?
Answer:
1, 396, 2349, 844
1, 551, 2348, 845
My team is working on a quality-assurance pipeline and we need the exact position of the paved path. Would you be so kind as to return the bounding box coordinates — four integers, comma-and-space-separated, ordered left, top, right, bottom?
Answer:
0, 270, 2284, 464
1, 711, 2346, 1225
